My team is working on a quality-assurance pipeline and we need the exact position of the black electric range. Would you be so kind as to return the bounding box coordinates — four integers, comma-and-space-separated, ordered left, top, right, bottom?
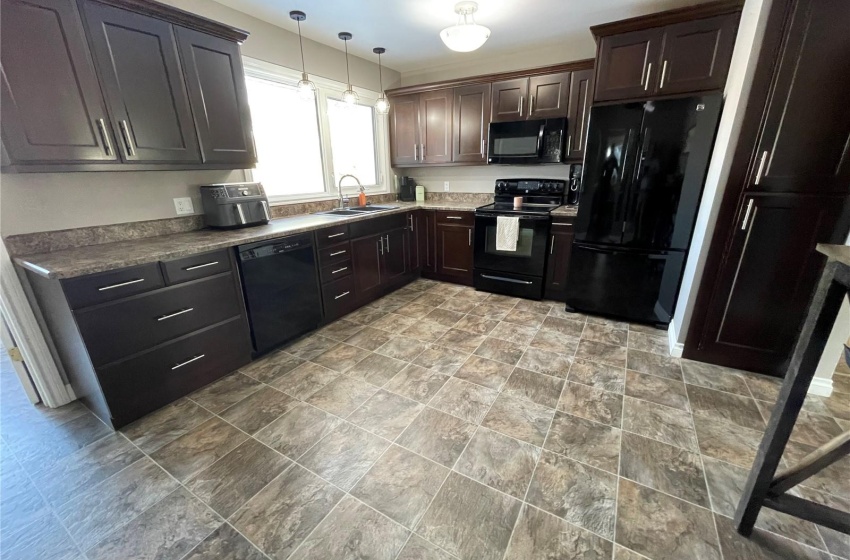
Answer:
473, 179, 566, 299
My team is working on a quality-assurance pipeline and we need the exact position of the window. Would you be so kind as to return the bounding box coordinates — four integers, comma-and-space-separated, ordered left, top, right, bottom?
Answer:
242, 58, 388, 203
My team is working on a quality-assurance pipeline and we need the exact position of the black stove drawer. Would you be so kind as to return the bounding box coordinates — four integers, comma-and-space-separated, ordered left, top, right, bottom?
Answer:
474, 269, 544, 300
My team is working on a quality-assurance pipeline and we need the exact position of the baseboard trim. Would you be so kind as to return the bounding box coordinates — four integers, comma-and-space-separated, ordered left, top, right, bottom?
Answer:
668, 320, 684, 358
807, 377, 833, 397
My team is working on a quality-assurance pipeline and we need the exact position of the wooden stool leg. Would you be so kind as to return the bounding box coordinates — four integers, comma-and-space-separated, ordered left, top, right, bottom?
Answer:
734, 262, 847, 536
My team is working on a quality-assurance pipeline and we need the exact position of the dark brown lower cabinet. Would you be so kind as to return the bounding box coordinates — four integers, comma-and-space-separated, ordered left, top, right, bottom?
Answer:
424, 210, 437, 274
351, 233, 384, 303
405, 210, 426, 272
544, 220, 575, 301
383, 228, 408, 285
435, 219, 474, 285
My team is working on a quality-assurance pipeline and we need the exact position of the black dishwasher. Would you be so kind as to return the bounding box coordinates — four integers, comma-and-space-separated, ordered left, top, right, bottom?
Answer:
237, 233, 322, 355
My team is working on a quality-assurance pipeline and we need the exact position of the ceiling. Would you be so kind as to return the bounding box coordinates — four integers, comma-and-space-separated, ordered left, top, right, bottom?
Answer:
213, 0, 710, 74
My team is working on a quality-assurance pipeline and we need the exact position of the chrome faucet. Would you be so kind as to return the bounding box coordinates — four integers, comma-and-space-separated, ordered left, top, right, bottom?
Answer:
337, 174, 361, 210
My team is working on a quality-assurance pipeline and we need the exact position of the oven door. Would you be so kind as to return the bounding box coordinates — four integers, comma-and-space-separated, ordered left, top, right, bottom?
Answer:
473, 213, 550, 277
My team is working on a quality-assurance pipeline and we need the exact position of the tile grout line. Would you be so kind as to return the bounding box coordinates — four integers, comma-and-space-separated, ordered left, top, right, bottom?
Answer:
612, 333, 629, 560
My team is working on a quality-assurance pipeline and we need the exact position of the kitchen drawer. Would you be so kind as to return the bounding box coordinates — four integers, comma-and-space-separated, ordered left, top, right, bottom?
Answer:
62, 263, 164, 310
75, 272, 243, 366
350, 213, 407, 239
161, 249, 231, 285
551, 218, 575, 229
322, 275, 356, 320
316, 224, 350, 248
97, 316, 251, 428
436, 211, 474, 226
320, 259, 352, 285
318, 242, 351, 266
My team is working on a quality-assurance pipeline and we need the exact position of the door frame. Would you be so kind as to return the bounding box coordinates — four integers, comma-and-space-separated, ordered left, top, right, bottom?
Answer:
0, 239, 74, 407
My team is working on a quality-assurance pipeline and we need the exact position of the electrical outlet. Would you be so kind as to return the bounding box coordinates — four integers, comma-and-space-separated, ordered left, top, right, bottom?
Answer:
443, 181, 450, 192
173, 197, 194, 215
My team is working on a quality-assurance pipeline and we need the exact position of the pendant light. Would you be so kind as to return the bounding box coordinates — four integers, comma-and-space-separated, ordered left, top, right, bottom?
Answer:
373, 48, 389, 115
289, 11, 315, 100
338, 32, 359, 105
440, 1, 490, 53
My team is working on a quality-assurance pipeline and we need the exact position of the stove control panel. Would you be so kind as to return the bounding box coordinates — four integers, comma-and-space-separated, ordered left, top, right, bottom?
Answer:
495, 179, 566, 195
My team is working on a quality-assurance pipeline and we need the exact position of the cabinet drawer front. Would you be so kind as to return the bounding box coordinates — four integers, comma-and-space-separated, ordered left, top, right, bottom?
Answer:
62, 263, 164, 309
322, 275, 356, 320
350, 213, 407, 239
316, 224, 350, 248
318, 242, 351, 266
97, 317, 251, 428
161, 249, 231, 284
320, 260, 353, 285
436, 211, 474, 226
75, 272, 242, 366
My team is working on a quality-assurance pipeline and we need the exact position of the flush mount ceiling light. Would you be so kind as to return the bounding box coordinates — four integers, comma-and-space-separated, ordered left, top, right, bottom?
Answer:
338, 32, 359, 105
373, 47, 389, 115
440, 1, 490, 53
289, 10, 315, 100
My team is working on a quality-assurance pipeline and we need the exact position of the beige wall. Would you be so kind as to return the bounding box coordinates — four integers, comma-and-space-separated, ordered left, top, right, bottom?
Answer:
0, 0, 400, 238
396, 165, 575, 195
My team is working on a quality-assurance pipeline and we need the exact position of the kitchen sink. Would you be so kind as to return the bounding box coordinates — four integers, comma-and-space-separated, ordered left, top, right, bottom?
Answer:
316, 205, 399, 217
318, 209, 362, 217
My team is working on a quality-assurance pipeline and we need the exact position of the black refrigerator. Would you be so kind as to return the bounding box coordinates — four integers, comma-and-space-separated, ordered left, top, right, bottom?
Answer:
565, 94, 722, 325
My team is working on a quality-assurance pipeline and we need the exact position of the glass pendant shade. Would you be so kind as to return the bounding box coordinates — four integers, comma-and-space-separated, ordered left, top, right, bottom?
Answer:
339, 32, 358, 106
373, 48, 389, 114
440, 2, 490, 53
342, 89, 359, 105
290, 11, 316, 101
375, 96, 390, 114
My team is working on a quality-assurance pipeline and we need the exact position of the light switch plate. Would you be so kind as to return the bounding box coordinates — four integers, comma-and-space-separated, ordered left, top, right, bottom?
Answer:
443, 181, 450, 192
173, 197, 194, 215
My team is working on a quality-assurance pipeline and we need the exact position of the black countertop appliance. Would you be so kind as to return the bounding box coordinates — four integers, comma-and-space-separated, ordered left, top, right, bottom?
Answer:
200, 182, 270, 229
565, 94, 723, 325
398, 176, 417, 201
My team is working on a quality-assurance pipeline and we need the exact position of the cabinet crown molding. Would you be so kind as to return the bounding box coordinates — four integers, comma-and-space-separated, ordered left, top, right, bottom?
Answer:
590, 0, 743, 38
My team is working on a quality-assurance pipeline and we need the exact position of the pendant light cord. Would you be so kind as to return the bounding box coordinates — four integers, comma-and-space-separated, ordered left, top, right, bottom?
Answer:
297, 20, 307, 73
378, 52, 383, 91
344, 39, 352, 90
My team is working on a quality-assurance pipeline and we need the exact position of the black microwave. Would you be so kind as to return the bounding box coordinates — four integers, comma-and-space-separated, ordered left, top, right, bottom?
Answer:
487, 117, 567, 164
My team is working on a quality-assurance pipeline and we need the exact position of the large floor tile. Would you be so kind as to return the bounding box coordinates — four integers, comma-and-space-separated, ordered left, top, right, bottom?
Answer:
255, 403, 341, 460
219, 386, 298, 435
270, 362, 339, 400
377, 336, 432, 362
581, 323, 628, 347
625, 370, 690, 411
681, 360, 750, 396
319, 318, 365, 341
384, 364, 450, 403
569, 358, 625, 393
182, 523, 266, 560
743, 372, 783, 402
120, 398, 212, 454
504, 503, 613, 560
396, 407, 476, 467
693, 413, 764, 468
416, 472, 521, 560
150, 417, 247, 482
627, 331, 668, 355
501, 367, 565, 409
346, 352, 408, 386
714, 514, 830, 560
687, 384, 766, 431
626, 350, 682, 380
436, 328, 486, 353
413, 344, 469, 375
7, 411, 112, 474
574, 340, 626, 368
311, 342, 371, 373
453, 314, 499, 336
529, 329, 579, 355
1, 452, 51, 537
285, 334, 337, 361
481, 393, 554, 446
514, 299, 554, 315
545, 411, 621, 473
474, 337, 525, 366
503, 309, 546, 329
429, 377, 498, 424
305, 375, 377, 417
453, 354, 513, 390
239, 351, 305, 384
539, 316, 585, 337
455, 428, 540, 498
230, 464, 344, 560
396, 534, 455, 560
0, 512, 81, 560
425, 308, 466, 327
351, 445, 448, 528
518, 347, 572, 378
489, 322, 538, 346
344, 326, 397, 350
558, 382, 623, 427
347, 389, 424, 439
525, 450, 617, 538
622, 396, 699, 452
298, 422, 389, 490
189, 373, 262, 414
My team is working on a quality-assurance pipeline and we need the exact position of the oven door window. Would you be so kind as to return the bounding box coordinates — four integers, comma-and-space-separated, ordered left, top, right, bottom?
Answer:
484, 225, 535, 257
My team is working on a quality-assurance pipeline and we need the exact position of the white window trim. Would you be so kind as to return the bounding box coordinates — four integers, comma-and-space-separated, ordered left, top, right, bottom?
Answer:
242, 57, 391, 205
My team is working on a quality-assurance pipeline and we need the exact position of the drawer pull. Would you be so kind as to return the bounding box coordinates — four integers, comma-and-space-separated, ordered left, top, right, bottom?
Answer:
331, 267, 348, 274
329, 250, 347, 257
97, 278, 144, 291
328, 232, 346, 238
172, 354, 205, 370
334, 291, 350, 300
184, 261, 219, 271
445, 216, 463, 220
157, 307, 194, 321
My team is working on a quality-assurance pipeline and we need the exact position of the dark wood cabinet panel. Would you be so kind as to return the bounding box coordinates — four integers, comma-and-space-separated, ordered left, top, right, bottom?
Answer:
595, 28, 663, 102
436, 223, 474, 283
424, 210, 437, 273
658, 14, 739, 95
566, 68, 593, 161
420, 89, 452, 164
62, 262, 164, 309
175, 26, 255, 165
544, 222, 575, 301
452, 84, 490, 163
322, 275, 356, 321
0, 0, 116, 164
753, 0, 850, 194
382, 228, 408, 285
491, 78, 528, 122
686, 194, 847, 374
528, 72, 570, 119
82, 0, 201, 163
351, 233, 383, 302
390, 93, 419, 166
406, 211, 424, 272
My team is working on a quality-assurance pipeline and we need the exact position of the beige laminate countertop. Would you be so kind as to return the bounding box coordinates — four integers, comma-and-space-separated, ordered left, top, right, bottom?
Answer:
817, 243, 850, 267
551, 205, 579, 217
16, 202, 483, 280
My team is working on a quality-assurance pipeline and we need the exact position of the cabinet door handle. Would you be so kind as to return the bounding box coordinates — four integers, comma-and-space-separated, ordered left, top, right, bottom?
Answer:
328, 232, 345, 238
329, 250, 347, 257
421, 143, 425, 160
468, 229, 472, 246
408, 214, 414, 232
184, 261, 219, 271
754, 150, 769, 185
445, 216, 463, 220
413, 144, 418, 161
529, 95, 534, 115
331, 266, 348, 274
566, 135, 572, 154
334, 291, 350, 300
172, 354, 204, 370
157, 307, 194, 321
385, 235, 390, 253
96, 119, 113, 156
659, 60, 668, 89
97, 278, 144, 291
119, 120, 135, 157
550, 235, 555, 255
379, 237, 384, 255
519, 95, 524, 117
740, 199, 755, 231
644, 63, 653, 91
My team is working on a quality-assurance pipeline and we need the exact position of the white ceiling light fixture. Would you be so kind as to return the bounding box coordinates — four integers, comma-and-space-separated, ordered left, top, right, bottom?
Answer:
338, 32, 359, 105
289, 10, 315, 100
440, 1, 490, 53
373, 47, 389, 115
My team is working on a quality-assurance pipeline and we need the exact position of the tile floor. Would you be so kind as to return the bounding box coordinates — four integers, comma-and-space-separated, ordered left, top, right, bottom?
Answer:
1, 278, 848, 560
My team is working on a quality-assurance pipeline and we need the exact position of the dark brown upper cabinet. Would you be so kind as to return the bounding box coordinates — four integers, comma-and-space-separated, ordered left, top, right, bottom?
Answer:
389, 94, 420, 166
490, 78, 528, 122
83, 0, 201, 164
175, 26, 255, 165
0, 0, 117, 165
453, 84, 490, 163
419, 90, 452, 164
528, 72, 570, 119
591, 1, 741, 102
566, 68, 593, 161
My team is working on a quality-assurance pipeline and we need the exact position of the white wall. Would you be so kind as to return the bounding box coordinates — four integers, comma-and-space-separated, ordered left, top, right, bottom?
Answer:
668, 0, 773, 353
0, 0, 400, 238
397, 165, 575, 194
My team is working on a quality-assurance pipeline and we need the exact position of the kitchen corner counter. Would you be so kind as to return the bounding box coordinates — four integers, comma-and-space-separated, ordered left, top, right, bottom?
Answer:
15, 201, 483, 280
551, 205, 579, 217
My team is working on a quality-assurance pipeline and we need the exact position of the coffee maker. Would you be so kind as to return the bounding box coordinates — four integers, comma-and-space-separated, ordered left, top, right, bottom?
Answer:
398, 176, 416, 201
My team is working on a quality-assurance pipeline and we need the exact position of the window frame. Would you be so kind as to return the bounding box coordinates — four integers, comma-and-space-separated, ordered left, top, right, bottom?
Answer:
242, 57, 390, 205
